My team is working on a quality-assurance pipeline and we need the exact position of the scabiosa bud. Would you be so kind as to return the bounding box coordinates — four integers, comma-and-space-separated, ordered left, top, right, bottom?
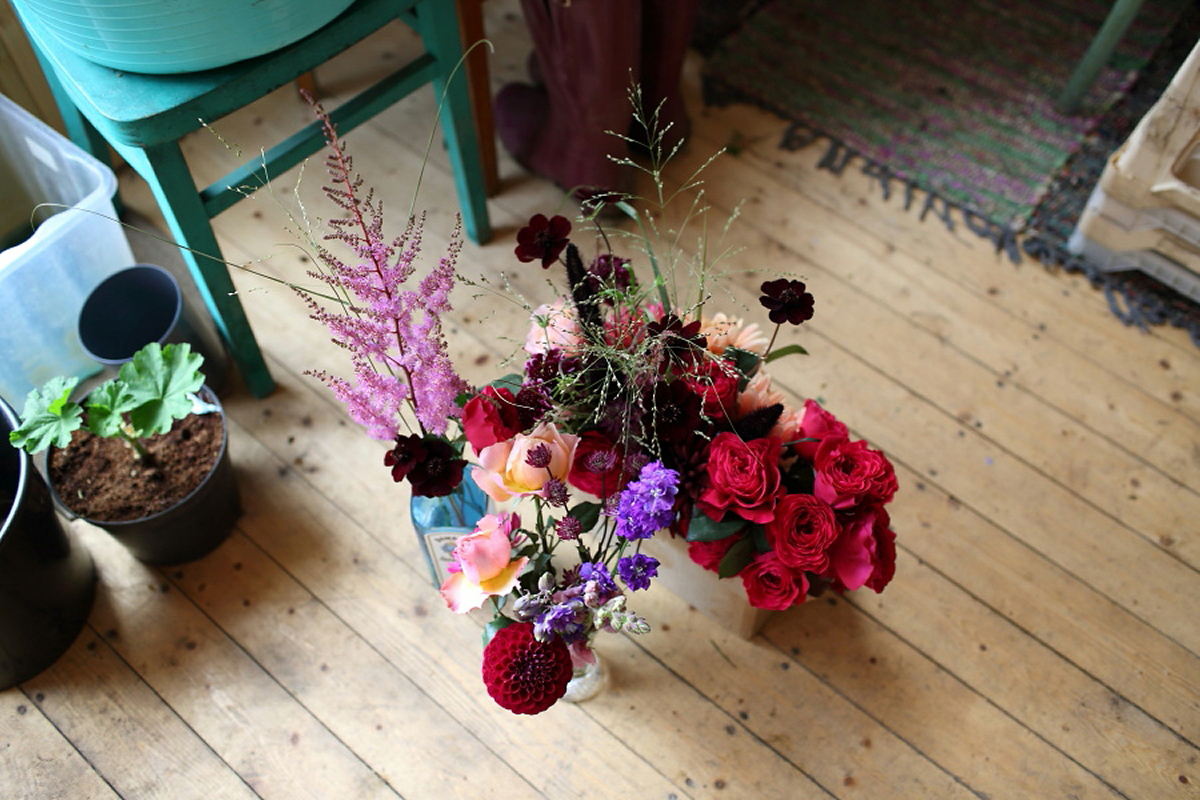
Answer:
481, 621, 573, 714
556, 516, 583, 541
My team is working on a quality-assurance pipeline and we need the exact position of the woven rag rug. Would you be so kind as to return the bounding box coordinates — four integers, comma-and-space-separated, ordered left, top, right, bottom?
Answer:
699, 0, 1200, 346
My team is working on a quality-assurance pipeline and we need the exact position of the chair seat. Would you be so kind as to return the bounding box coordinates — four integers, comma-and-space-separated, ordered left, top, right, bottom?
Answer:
13, 0, 493, 399
17, 0, 418, 145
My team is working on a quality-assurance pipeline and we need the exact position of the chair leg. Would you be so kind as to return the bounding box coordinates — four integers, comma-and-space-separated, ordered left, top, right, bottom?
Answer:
29, 44, 126, 216
116, 142, 275, 398
415, 0, 492, 245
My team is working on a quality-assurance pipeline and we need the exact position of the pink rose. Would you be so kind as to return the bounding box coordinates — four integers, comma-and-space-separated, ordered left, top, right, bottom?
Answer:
813, 438, 898, 510
697, 432, 783, 524
462, 385, 522, 455
567, 429, 627, 499
825, 507, 896, 592
765, 493, 839, 573
473, 422, 579, 503
741, 552, 808, 611
793, 398, 848, 460
439, 512, 527, 613
685, 359, 740, 420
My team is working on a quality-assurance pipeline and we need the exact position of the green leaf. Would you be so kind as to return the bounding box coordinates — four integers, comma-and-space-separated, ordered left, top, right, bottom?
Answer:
83, 381, 136, 438
489, 373, 523, 393
765, 343, 808, 363
8, 376, 82, 453
686, 513, 747, 542
751, 524, 770, 553
482, 615, 514, 647
118, 343, 205, 437
717, 536, 757, 578
723, 346, 762, 380
568, 501, 603, 534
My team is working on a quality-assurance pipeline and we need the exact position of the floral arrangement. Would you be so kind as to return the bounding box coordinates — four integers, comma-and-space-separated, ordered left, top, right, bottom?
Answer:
298, 103, 897, 715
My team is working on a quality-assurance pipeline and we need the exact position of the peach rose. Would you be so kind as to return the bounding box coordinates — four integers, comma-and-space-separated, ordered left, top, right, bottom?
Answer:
439, 512, 527, 613
473, 422, 580, 502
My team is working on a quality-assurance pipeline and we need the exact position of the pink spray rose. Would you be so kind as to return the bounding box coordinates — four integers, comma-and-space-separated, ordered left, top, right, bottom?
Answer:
824, 507, 896, 593
793, 398, 849, 461
741, 551, 808, 611
697, 432, 783, 524
813, 437, 898, 510
765, 493, 839, 573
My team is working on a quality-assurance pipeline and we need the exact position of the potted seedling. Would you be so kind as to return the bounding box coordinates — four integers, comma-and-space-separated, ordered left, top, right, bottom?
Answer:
9, 342, 240, 564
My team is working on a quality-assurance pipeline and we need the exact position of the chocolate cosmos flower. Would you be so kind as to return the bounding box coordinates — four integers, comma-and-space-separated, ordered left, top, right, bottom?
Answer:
515, 214, 572, 267
759, 279, 815, 325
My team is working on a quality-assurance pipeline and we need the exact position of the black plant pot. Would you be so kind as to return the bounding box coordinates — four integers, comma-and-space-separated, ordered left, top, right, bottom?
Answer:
52, 386, 241, 565
0, 395, 96, 689
78, 263, 231, 395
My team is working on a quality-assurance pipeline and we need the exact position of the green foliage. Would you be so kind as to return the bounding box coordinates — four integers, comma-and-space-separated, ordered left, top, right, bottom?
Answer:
686, 513, 747, 542
717, 536, 757, 578
8, 342, 206, 455
8, 376, 82, 452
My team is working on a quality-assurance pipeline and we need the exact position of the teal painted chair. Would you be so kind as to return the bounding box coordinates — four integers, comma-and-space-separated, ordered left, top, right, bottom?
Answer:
13, 0, 493, 398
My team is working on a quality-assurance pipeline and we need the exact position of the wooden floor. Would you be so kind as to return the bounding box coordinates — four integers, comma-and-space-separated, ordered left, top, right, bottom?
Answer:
6, 4, 1200, 797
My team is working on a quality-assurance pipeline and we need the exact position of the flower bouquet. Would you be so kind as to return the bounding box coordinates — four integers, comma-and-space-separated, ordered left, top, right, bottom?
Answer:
297, 103, 897, 715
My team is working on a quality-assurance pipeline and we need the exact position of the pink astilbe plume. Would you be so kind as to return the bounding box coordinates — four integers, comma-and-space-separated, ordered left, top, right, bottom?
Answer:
298, 104, 466, 440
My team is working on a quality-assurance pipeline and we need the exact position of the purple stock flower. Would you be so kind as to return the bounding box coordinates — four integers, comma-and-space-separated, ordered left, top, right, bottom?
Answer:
618, 553, 660, 591
614, 461, 680, 540
578, 562, 617, 594
535, 597, 588, 642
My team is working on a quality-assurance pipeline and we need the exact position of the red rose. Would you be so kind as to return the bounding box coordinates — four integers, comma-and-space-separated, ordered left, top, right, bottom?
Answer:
697, 433, 783, 524
684, 359, 740, 420
813, 438, 898, 510
794, 399, 848, 460
481, 621, 573, 715
462, 386, 522, 455
741, 552, 808, 610
765, 493, 839, 572
687, 536, 739, 573
567, 430, 627, 499
825, 507, 896, 592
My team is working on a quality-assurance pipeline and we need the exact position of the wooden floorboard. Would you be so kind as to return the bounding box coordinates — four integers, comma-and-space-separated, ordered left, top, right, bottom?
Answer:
4, 2, 1199, 796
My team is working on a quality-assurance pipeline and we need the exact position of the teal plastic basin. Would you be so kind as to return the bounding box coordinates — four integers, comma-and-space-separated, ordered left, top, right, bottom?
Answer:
14, 0, 357, 74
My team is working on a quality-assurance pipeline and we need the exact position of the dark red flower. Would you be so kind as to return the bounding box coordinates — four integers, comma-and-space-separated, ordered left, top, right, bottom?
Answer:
481, 622, 573, 714
384, 433, 426, 483
394, 435, 467, 498
515, 214, 572, 268
648, 379, 706, 444
646, 313, 707, 369
759, 279, 815, 325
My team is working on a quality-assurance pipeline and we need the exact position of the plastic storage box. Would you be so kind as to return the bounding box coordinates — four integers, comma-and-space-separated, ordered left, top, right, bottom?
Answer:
0, 92, 133, 406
